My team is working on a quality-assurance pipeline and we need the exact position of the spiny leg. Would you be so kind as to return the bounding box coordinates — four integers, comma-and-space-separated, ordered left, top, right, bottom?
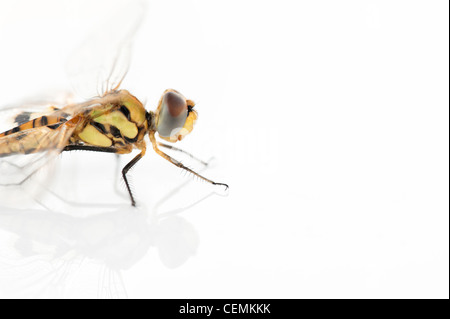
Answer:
149, 132, 228, 189
122, 149, 146, 207
157, 142, 209, 166
63, 145, 119, 153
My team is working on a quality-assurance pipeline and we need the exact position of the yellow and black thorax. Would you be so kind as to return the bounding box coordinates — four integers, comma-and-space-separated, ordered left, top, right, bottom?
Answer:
71, 90, 149, 151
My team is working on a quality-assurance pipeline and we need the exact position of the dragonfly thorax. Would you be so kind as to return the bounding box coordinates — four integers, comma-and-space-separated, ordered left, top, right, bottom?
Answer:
69, 90, 150, 151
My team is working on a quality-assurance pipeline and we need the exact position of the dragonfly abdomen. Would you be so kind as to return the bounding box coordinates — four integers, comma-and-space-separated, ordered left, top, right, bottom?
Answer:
0, 115, 70, 157
0, 115, 67, 138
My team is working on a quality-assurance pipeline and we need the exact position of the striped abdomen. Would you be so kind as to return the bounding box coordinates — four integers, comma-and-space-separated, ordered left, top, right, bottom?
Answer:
0, 116, 79, 158
0, 115, 67, 138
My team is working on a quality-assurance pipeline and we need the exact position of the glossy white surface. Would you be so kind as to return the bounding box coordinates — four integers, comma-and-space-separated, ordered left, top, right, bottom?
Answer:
0, 0, 448, 298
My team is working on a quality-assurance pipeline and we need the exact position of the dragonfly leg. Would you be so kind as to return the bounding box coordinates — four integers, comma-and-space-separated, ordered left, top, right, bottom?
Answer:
149, 132, 228, 190
157, 142, 209, 166
63, 144, 142, 206
63, 145, 118, 153
122, 150, 145, 207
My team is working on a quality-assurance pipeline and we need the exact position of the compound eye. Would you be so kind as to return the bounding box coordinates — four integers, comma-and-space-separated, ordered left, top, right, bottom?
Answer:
165, 91, 187, 117
157, 91, 188, 138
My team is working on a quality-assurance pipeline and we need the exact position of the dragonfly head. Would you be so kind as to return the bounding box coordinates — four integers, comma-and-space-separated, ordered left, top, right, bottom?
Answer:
154, 89, 197, 143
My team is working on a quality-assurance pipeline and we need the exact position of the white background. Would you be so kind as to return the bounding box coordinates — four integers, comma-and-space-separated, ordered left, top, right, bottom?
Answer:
0, 0, 448, 298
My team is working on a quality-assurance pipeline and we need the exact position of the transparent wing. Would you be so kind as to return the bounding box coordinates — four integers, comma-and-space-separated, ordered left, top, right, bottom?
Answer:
0, 95, 114, 197
0, 121, 77, 187
66, 0, 146, 99
0, 94, 115, 190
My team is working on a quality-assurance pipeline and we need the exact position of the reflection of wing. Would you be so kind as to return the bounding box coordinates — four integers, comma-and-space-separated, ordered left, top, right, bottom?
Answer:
0, 206, 131, 299
0, 252, 128, 299
98, 267, 128, 299
66, 0, 146, 98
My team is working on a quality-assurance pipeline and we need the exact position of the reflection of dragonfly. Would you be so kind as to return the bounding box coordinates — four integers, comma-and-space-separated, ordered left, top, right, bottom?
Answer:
0, 169, 214, 298
0, 2, 227, 206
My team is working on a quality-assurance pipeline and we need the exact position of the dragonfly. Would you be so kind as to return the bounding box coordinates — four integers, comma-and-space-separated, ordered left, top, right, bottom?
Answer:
0, 2, 228, 207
